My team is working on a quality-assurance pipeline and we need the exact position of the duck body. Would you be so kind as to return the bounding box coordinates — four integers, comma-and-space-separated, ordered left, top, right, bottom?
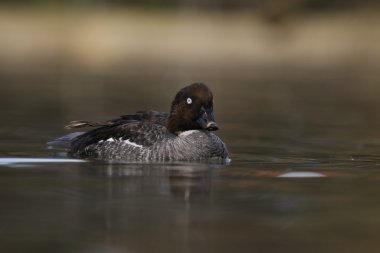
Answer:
48, 83, 230, 162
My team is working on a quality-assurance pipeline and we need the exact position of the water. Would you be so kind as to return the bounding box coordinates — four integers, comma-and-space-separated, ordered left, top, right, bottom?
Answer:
1, 67, 380, 253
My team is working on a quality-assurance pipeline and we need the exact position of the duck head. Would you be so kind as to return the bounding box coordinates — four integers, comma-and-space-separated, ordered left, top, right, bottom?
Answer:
167, 82, 219, 133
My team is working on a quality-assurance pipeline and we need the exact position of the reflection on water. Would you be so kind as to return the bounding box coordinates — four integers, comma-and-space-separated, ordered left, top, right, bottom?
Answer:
0, 161, 221, 253
1, 156, 380, 253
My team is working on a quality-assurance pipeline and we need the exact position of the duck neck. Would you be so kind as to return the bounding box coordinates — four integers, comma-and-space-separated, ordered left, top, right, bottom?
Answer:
167, 114, 181, 134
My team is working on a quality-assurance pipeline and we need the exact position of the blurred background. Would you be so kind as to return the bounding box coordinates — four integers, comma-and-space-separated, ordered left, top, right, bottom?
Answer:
1, 0, 380, 156
1, 1, 380, 125
2, 2, 380, 253
0, 0, 380, 156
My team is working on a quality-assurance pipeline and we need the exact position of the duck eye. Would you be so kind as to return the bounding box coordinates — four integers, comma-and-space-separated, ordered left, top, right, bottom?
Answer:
186, 98, 192, 104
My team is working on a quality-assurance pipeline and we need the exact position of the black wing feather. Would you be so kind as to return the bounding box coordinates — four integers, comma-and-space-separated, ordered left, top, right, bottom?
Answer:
65, 110, 169, 129
57, 111, 171, 155
70, 121, 173, 154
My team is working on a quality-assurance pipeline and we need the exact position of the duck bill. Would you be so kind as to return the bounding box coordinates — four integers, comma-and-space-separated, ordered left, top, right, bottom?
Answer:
196, 108, 219, 131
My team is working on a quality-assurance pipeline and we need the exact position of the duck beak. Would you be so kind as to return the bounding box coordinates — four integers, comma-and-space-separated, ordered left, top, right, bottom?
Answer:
196, 107, 219, 131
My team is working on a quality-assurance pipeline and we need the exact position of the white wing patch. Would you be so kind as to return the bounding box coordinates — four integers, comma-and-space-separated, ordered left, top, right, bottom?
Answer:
121, 138, 143, 148
101, 137, 143, 148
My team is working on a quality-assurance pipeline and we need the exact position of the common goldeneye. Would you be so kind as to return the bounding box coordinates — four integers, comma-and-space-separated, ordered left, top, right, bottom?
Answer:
48, 82, 230, 162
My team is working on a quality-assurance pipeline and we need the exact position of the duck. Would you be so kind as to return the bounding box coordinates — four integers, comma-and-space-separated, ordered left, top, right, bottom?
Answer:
48, 82, 230, 162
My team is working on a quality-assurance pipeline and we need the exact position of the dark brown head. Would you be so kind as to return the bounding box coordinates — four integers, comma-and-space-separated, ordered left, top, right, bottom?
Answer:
167, 82, 219, 133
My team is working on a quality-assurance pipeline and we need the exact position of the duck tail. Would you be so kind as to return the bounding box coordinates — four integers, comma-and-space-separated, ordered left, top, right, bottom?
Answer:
46, 132, 84, 149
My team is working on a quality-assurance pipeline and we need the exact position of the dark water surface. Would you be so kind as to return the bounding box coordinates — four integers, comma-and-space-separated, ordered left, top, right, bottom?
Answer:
1, 68, 380, 253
